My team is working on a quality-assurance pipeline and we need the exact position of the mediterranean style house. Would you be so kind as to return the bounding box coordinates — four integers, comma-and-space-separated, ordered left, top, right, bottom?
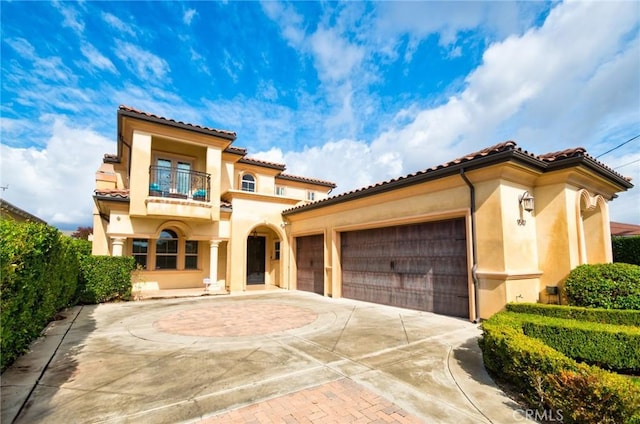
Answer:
93, 106, 633, 320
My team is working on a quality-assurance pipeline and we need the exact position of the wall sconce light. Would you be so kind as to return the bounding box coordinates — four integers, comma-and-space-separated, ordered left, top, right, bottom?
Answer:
250, 229, 259, 238
517, 190, 535, 226
520, 191, 535, 212
280, 221, 290, 228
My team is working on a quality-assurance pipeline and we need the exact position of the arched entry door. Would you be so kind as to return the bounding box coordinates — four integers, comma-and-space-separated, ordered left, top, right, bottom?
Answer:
246, 234, 266, 284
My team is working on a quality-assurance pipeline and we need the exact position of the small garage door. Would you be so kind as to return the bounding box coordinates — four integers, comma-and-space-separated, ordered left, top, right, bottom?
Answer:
341, 219, 469, 317
296, 234, 324, 295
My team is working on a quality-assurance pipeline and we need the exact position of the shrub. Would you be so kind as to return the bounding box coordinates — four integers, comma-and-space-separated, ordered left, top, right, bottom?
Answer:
0, 220, 81, 370
77, 256, 135, 304
507, 302, 640, 326
564, 263, 640, 310
521, 317, 640, 372
481, 311, 640, 424
545, 365, 640, 424
613, 236, 640, 266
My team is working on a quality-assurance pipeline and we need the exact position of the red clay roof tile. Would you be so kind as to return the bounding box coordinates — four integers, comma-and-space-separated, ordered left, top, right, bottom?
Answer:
276, 173, 337, 188
118, 105, 237, 139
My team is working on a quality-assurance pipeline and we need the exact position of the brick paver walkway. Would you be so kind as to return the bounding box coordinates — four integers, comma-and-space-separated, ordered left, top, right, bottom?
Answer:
200, 378, 422, 424
153, 303, 318, 337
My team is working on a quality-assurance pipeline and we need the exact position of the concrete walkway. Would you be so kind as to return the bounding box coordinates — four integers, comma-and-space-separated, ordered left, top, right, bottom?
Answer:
1, 291, 533, 423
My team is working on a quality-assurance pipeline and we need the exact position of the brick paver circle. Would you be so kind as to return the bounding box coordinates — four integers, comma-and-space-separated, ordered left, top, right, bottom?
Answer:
153, 303, 318, 337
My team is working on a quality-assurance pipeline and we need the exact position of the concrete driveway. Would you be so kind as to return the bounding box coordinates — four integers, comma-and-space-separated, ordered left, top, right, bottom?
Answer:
1, 290, 532, 423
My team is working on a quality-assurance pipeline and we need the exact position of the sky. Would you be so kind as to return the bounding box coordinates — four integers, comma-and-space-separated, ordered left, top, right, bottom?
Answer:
1, 0, 639, 230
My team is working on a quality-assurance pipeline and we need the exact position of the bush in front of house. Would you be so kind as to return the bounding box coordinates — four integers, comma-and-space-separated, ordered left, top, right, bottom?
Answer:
613, 236, 640, 266
480, 311, 640, 424
564, 263, 640, 310
77, 255, 135, 304
0, 220, 85, 370
520, 316, 640, 373
506, 302, 640, 326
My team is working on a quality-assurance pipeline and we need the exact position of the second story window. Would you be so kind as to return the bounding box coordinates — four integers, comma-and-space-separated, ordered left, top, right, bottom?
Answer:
307, 191, 316, 201
241, 174, 256, 192
275, 186, 285, 196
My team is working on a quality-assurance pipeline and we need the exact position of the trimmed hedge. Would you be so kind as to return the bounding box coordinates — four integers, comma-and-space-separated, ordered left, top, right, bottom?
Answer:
77, 256, 135, 304
520, 316, 640, 372
0, 220, 87, 370
481, 311, 640, 424
507, 302, 640, 326
613, 236, 640, 266
564, 263, 640, 310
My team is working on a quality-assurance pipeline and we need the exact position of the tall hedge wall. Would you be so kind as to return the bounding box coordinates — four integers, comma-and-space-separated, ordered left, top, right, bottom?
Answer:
0, 220, 88, 370
612, 236, 640, 265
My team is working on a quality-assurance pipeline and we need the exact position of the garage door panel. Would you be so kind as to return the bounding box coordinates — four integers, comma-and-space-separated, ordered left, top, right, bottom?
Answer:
341, 219, 469, 318
296, 235, 324, 295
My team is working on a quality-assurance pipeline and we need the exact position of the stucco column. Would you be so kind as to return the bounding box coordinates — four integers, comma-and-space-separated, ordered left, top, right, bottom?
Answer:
210, 240, 220, 290
111, 237, 126, 256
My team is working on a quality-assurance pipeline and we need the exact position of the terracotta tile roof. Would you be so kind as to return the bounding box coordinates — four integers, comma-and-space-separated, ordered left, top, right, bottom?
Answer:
276, 173, 337, 188
94, 189, 233, 211
238, 157, 287, 171
94, 188, 130, 200
283, 141, 633, 215
0, 199, 47, 224
538, 147, 586, 161
538, 147, 632, 182
610, 221, 640, 236
224, 146, 247, 156
103, 153, 120, 163
118, 105, 237, 140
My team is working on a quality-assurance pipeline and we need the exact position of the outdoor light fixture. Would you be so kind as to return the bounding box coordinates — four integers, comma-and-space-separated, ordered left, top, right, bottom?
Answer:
519, 191, 535, 212
250, 229, 259, 238
517, 190, 535, 226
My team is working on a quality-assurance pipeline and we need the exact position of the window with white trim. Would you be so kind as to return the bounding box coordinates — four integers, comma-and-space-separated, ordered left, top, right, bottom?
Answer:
275, 186, 285, 196
241, 174, 256, 192
307, 191, 315, 201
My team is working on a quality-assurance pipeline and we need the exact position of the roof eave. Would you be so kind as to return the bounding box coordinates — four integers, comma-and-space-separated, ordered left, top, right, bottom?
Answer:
284, 149, 535, 216
117, 109, 237, 141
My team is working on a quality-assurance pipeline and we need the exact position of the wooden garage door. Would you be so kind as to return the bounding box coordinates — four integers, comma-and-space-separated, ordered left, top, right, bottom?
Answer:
296, 234, 324, 295
341, 219, 469, 318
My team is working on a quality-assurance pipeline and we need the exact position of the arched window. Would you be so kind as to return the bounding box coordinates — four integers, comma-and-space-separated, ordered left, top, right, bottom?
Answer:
241, 174, 255, 192
156, 229, 178, 269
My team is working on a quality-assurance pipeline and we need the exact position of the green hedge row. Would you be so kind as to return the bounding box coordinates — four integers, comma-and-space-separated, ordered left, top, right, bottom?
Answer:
613, 236, 640, 265
481, 312, 640, 424
77, 256, 135, 304
564, 263, 640, 310
507, 303, 640, 326
0, 220, 86, 370
519, 315, 640, 372
1, 219, 137, 371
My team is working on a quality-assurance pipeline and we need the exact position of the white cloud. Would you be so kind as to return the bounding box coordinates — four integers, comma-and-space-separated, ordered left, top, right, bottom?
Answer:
114, 40, 171, 83
53, 0, 85, 34
4, 37, 36, 59
101, 12, 136, 37
366, 1, 640, 173
0, 118, 114, 227
80, 43, 118, 74
309, 27, 365, 83
183, 9, 197, 25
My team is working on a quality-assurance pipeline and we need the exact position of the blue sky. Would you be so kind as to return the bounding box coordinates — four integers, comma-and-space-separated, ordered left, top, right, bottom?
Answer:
1, 0, 639, 229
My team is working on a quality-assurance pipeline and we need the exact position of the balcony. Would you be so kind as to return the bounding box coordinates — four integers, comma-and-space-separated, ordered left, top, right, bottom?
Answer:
149, 166, 210, 202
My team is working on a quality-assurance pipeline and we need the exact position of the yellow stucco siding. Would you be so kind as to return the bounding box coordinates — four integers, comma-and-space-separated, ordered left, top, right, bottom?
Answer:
94, 108, 633, 320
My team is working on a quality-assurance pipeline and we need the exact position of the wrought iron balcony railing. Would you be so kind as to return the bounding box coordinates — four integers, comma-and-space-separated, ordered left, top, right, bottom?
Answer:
149, 166, 210, 202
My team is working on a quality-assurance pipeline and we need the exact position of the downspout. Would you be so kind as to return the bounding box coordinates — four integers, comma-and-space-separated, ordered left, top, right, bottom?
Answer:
460, 168, 480, 323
